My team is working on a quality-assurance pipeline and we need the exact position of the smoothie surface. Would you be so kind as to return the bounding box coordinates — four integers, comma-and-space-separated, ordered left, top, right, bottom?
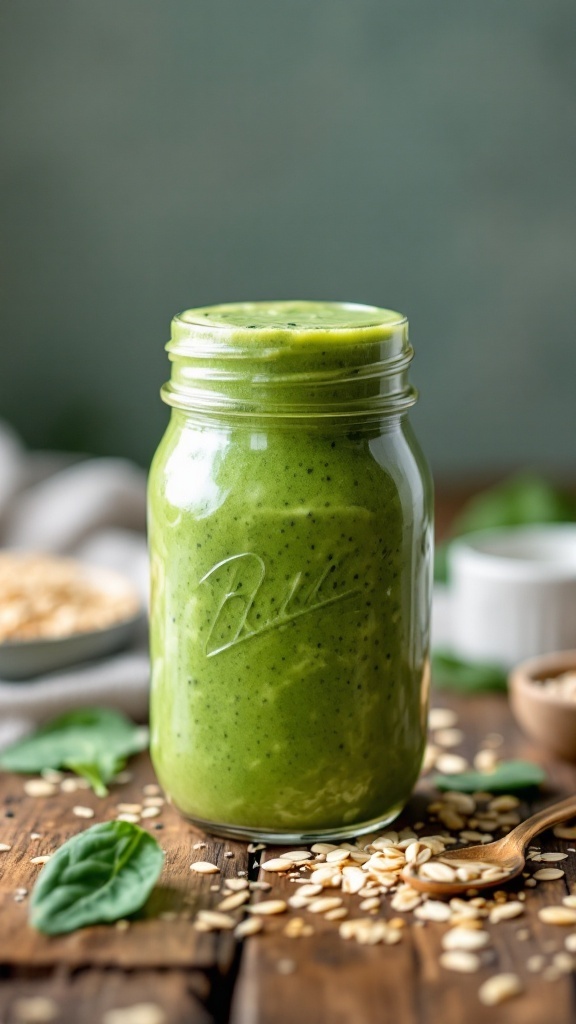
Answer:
170, 300, 407, 351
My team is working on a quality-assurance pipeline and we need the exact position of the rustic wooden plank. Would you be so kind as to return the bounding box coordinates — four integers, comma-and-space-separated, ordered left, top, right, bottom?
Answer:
232, 693, 576, 1024
2, 690, 576, 1021
0, 753, 248, 970
0, 966, 214, 1024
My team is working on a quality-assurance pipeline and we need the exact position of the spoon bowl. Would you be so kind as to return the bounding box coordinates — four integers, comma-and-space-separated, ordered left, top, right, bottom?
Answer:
402, 793, 576, 896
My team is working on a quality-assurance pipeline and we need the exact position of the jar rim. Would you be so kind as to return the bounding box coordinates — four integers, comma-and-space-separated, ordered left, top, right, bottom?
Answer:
163, 300, 416, 421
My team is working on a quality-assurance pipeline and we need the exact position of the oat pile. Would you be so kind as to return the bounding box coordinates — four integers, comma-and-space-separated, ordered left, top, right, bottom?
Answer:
539, 671, 576, 701
0, 553, 139, 641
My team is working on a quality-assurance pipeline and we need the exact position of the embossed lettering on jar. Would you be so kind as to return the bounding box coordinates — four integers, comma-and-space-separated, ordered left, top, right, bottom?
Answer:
148, 301, 433, 842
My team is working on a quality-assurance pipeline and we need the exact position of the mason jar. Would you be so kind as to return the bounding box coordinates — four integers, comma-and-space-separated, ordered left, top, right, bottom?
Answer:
148, 301, 433, 843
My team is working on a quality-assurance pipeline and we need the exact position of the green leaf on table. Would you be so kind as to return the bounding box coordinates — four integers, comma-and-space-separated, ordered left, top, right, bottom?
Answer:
29, 821, 164, 935
431, 650, 508, 693
433, 759, 546, 793
434, 474, 576, 583
0, 708, 148, 796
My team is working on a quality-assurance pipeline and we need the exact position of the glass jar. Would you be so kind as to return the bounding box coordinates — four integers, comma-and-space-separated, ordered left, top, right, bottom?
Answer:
148, 301, 433, 843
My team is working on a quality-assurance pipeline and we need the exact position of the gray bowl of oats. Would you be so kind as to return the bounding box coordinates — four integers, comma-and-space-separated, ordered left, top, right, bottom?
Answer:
0, 552, 143, 680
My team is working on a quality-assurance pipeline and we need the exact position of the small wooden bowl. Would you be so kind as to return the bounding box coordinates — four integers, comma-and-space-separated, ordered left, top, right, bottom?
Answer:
509, 650, 576, 761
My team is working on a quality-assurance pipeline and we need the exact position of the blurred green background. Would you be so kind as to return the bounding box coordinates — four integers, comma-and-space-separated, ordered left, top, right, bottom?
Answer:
1, 0, 575, 475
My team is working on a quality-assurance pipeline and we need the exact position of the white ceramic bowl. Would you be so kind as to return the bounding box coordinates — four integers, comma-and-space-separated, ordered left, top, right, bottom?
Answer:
448, 524, 576, 667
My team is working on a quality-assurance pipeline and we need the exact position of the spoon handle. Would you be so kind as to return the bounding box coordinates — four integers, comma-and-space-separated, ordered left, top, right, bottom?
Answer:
504, 794, 576, 853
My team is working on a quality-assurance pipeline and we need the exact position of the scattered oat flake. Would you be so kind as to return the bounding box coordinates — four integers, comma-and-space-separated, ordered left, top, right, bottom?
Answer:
234, 917, 263, 938
414, 900, 452, 922
102, 1004, 167, 1024
116, 813, 140, 824
30, 855, 52, 865
564, 933, 576, 952
246, 900, 288, 916
440, 950, 481, 973
217, 890, 250, 912
284, 917, 314, 938
488, 794, 520, 811
260, 858, 292, 872
325, 907, 348, 921
72, 805, 95, 819
540, 852, 568, 862
195, 910, 235, 930
190, 861, 219, 874
553, 951, 575, 973
533, 868, 565, 881
60, 778, 80, 793
429, 708, 458, 730
478, 973, 523, 1006
24, 779, 57, 798
473, 749, 499, 772
434, 728, 465, 748
0, 843, 11, 852
297, 883, 323, 898
442, 928, 491, 951
489, 901, 524, 923
539, 906, 576, 925
435, 753, 469, 774
359, 896, 380, 912
225, 878, 250, 892
11, 996, 59, 1023
307, 897, 343, 914
325, 849, 350, 864
140, 806, 161, 819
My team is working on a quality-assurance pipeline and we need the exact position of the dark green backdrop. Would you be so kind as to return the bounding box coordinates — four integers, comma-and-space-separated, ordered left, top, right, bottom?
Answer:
1, 1, 575, 473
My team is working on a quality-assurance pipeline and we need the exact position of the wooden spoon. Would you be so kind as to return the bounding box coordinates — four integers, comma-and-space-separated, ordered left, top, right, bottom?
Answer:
402, 794, 576, 896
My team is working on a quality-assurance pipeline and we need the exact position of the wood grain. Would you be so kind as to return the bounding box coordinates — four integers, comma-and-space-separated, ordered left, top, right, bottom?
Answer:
0, 753, 248, 971
0, 967, 214, 1024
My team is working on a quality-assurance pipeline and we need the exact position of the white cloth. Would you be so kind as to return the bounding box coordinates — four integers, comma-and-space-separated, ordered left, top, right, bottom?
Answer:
0, 422, 150, 746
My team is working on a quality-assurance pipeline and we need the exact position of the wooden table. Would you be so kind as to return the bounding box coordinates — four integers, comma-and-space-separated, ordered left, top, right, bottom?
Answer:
2, 486, 576, 1024
1, 693, 576, 1024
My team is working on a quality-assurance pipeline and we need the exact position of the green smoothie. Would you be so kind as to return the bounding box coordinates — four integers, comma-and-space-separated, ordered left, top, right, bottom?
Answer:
148, 302, 432, 839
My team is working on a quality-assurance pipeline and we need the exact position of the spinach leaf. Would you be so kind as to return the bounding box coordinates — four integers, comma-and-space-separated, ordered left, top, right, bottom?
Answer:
30, 821, 164, 935
432, 650, 508, 693
0, 708, 148, 796
435, 474, 576, 583
433, 759, 546, 793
